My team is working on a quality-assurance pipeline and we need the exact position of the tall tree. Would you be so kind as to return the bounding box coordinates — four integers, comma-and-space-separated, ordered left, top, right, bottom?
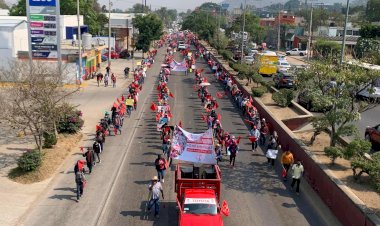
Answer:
133, 14, 163, 54
129, 3, 150, 13
297, 61, 379, 147
366, 0, 380, 22
154, 7, 177, 28
225, 13, 265, 43
9, 0, 107, 35
182, 10, 217, 41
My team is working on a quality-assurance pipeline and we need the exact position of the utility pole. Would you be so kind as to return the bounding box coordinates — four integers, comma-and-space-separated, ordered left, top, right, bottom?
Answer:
108, 0, 112, 68
277, 6, 281, 51
307, 3, 313, 60
340, 0, 350, 65
241, 0, 246, 64
77, 0, 82, 84
217, 5, 222, 43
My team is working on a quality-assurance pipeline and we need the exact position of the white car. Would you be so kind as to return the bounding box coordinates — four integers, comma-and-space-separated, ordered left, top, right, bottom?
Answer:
278, 55, 287, 61
357, 79, 380, 102
244, 56, 254, 64
277, 61, 292, 72
178, 43, 186, 50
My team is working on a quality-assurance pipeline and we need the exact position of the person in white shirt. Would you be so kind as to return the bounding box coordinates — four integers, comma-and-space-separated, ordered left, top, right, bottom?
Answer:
147, 176, 164, 219
291, 161, 304, 195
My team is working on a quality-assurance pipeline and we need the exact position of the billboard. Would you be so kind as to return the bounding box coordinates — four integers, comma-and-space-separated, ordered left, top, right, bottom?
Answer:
27, 0, 60, 59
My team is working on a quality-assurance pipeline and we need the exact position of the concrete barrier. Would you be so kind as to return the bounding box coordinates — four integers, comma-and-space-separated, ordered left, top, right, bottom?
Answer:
198, 41, 380, 226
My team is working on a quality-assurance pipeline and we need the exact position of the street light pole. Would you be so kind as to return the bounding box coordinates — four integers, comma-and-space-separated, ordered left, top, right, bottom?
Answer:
340, 0, 350, 65
277, 7, 281, 51
241, 0, 246, 64
307, 3, 313, 60
77, 0, 82, 84
108, 0, 112, 68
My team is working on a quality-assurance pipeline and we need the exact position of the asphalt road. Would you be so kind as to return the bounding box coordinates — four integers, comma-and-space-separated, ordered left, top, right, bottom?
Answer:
21, 47, 339, 226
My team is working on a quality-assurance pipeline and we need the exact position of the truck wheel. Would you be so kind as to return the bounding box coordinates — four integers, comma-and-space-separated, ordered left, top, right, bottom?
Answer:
300, 53, 304, 56
365, 134, 371, 142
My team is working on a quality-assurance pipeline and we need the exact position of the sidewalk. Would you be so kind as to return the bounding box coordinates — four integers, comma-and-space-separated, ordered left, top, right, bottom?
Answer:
0, 52, 144, 226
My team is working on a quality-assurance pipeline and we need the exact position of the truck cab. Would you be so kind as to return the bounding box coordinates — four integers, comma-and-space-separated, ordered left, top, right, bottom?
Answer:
175, 164, 228, 226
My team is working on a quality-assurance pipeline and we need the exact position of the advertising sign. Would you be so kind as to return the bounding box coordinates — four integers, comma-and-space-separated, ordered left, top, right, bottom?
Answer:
27, 0, 60, 60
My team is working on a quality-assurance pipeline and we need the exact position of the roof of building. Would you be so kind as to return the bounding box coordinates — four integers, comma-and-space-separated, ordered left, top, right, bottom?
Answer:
105, 13, 145, 20
0, 17, 27, 28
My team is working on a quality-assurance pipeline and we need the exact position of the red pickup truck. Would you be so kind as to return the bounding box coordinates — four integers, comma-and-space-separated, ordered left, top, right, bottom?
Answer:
175, 163, 229, 226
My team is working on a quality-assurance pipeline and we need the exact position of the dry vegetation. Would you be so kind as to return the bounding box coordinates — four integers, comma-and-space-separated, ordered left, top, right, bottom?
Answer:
9, 133, 82, 184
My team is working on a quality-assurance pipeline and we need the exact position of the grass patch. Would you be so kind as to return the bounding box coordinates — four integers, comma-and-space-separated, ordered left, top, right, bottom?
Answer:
8, 133, 83, 184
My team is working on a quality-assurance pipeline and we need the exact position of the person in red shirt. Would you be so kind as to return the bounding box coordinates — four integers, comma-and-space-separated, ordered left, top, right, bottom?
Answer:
154, 154, 167, 183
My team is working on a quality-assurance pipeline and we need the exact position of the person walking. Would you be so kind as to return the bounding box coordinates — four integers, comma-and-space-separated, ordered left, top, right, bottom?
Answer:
95, 131, 105, 152
111, 73, 116, 88
147, 176, 164, 219
104, 73, 109, 87
229, 141, 238, 167
291, 161, 304, 195
281, 150, 294, 180
249, 125, 260, 152
82, 147, 95, 174
93, 140, 102, 163
74, 160, 86, 202
155, 154, 167, 183
260, 120, 269, 146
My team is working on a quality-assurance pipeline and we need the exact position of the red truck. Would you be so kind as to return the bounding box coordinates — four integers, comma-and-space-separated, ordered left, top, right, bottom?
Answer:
175, 163, 229, 226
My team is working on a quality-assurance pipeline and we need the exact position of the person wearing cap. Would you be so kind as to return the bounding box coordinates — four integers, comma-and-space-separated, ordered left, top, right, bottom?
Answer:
147, 176, 164, 219
291, 161, 304, 195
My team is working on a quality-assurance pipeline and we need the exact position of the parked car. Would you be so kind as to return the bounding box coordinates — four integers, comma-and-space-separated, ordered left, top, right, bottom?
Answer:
273, 72, 296, 88
103, 51, 119, 59
357, 78, 380, 102
278, 55, 287, 61
119, 49, 130, 59
277, 60, 292, 72
286, 48, 308, 56
365, 124, 380, 151
244, 55, 254, 64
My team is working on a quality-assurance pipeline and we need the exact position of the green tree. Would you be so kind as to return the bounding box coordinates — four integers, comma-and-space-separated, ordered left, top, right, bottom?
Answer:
297, 61, 377, 147
314, 39, 341, 59
9, 0, 107, 35
297, 8, 329, 31
128, 3, 150, 13
133, 14, 163, 55
366, 0, 380, 22
154, 7, 177, 28
182, 10, 217, 41
225, 13, 265, 43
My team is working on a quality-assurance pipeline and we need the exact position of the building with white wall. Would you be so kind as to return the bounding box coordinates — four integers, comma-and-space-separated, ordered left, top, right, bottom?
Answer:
0, 18, 28, 69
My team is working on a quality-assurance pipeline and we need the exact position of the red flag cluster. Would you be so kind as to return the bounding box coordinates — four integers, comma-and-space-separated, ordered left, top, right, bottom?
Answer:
169, 92, 174, 98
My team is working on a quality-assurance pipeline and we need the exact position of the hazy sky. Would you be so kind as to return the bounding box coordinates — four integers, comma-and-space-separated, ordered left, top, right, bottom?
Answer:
98, 0, 222, 12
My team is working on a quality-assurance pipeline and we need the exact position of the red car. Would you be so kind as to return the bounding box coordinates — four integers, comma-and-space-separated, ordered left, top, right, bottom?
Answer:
102, 51, 119, 59
365, 124, 380, 151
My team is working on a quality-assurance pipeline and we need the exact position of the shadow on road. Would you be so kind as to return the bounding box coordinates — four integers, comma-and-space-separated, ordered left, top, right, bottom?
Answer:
49, 194, 77, 202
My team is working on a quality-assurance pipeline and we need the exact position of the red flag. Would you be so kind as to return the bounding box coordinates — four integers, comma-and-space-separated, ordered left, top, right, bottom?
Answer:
204, 77, 208, 83
113, 102, 118, 108
236, 136, 242, 144
168, 112, 173, 118
155, 113, 160, 122
201, 114, 207, 122
249, 96, 253, 103
214, 101, 219, 109
150, 102, 157, 111
169, 92, 174, 98
156, 85, 160, 91
282, 168, 287, 178
248, 136, 257, 142
216, 92, 223, 99
96, 125, 101, 131
193, 85, 197, 91
179, 121, 183, 128
221, 200, 230, 216
217, 113, 221, 121
80, 147, 84, 152
121, 95, 125, 101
